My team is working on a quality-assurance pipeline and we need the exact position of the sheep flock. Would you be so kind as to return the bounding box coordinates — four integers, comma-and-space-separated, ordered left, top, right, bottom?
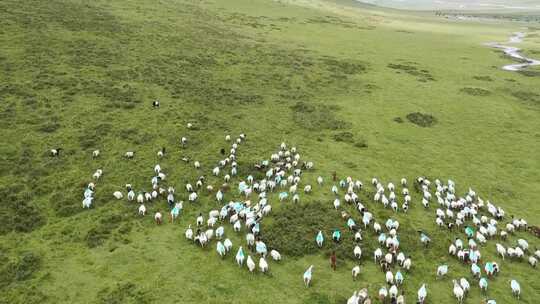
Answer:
71, 125, 538, 304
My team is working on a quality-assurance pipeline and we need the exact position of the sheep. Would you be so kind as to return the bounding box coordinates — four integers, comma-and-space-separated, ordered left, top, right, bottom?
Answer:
529, 256, 537, 267
496, 243, 506, 260
510, 280, 520, 299
93, 169, 103, 180
386, 271, 394, 284
236, 247, 245, 266
396, 252, 405, 265
303, 265, 313, 287
353, 245, 362, 260
460, 278, 470, 294
452, 280, 464, 304
517, 239, 529, 251
125, 151, 134, 158
92, 150, 100, 158
352, 265, 360, 280
378, 287, 388, 303
217, 241, 226, 258
270, 249, 281, 261
157, 147, 165, 158
215, 226, 224, 239
246, 255, 256, 272
113, 191, 123, 200
154, 212, 162, 225
196, 214, 204, 226
233, 220, 241, 232
185, 225, 193, 240
207, 217, 217, 227
205, 229, 214, 241
181, 137, 187, 148
138, 204, 146, 216
449, 244, 457, 255
403, 258, 412, 271
152, 99, 159, 107
259, 257, 269, 273
128, 189, 135, 201
389, 285, 398, 299
50, 148, 62, 157
82, 197, 93, 208
395, 271, 404, 285
479, 277, 488, 293
189, 192, 198, 202
418, 284, 427, 304
316, 231, 324, 247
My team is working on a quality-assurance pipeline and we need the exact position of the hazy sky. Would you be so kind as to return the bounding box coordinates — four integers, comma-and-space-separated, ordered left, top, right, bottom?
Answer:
356, 0, 540, 10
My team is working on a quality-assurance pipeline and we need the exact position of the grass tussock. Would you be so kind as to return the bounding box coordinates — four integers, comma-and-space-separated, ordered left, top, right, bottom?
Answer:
460, 87, 491, 96
406, 112, 437, 127
291, 102, 351, 130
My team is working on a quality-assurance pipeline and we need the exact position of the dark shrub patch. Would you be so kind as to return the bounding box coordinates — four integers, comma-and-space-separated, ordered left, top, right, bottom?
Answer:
37, 121, 60, 133
0, 252, 42, 288
0, 186, 46, 235
262, 201, 357, 260
406, 112, 437, 127
387, 63, 434, 81
291, 102, 351, 130
460, 87, 491, 96
85, 213, 131, 248
97, 282, 152, 304
333, 131, 354, 143
354, 138, 368, 148
511, 91, 540, 106
517, 70, 540, 77
473, 75, 493, 82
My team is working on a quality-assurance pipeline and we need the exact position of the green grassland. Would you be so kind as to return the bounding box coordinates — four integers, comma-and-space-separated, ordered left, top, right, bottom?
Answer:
0, 0, 539, 303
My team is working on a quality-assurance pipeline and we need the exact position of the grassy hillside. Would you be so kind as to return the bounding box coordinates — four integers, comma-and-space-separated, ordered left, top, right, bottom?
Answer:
0, 0, 539, 303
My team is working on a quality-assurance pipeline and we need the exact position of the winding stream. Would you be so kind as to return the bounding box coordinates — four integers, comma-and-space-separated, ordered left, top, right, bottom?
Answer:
485, 32, 540, 71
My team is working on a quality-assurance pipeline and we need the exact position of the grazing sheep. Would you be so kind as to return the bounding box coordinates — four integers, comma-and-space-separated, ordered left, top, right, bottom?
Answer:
395, 271, 404, 285
354, 245, 362, 260
217, 241, 226, 258
316, 231, 324, 247
386, 271, 394, 284
50, 148, 62, 157
259, 257, 268, 273
152, 99, 159, 108
138, 204, 146, 216
247, 255, 256, 272
113, 191, 123, 200
303, 265, 313, 287
452, 280, 464, 304
529, 256, 537, 267
236, 247, 245, 266
479, 277, 488, 293
418, 284, 427, 304
92, 150, 100, 158
510, 280, 520, 299
185, 225, 193, 240
82, 197, 93, 208
224, 238, 232, 252
93, 169, 103, 180
352, 265, 360, 280
157, 147, 165, 158
270, 249, 281, 261
125, 151, 134, 158
154, 211, 162, 225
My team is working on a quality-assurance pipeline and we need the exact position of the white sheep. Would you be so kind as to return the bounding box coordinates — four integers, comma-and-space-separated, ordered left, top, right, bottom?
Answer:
113, 191, 123, 200
303, 265, 313, 287
92, 150, 100, 158
510, 280, 520, 299
185, 225, 193, 240
138, 204, 146, 215
236, 247, 245, 266
259, 257, 268, 273
125, 151, 134, 158
352, 265, 360, 280
247, 255, 256, 272
270, 249, 281, 261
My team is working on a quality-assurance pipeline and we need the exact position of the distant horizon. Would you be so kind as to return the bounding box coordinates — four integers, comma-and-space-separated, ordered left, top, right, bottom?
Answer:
353, 0, 540, 11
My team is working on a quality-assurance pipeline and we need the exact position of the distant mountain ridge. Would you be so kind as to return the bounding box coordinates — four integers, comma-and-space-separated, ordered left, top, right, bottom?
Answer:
354, 0, 540, 11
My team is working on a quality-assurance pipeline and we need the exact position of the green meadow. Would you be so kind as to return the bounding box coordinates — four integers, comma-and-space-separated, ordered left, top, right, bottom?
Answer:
0, 0, 539, 303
